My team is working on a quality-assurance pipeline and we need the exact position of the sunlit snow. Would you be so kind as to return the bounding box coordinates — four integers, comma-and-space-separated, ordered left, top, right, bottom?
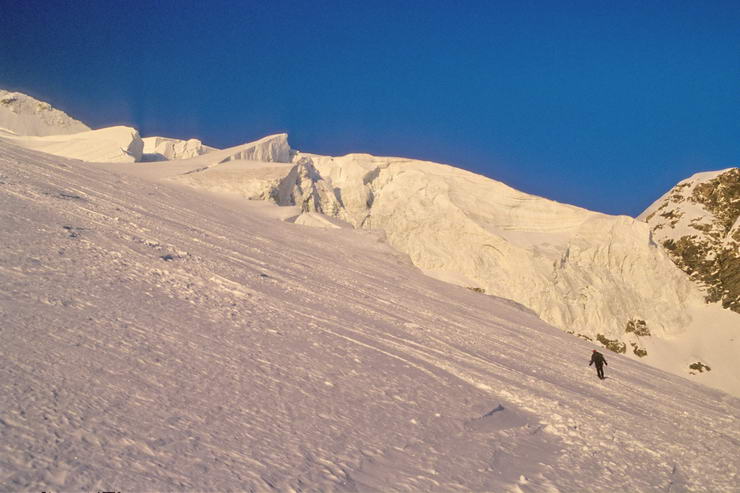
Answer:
1, 137, 738, 492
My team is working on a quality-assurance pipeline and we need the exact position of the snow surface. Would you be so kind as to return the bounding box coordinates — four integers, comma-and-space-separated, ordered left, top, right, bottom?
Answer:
0, 90, 91, 137
165, 145, 739, 395
1, 139, 739, 492
0, 125, 144, 163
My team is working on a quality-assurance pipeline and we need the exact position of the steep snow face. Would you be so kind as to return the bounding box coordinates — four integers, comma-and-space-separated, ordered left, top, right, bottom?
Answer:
141, 136, 217, 161
0, 89, 91, 136
0, 126, 144, 163
639, 168, 740, 313
2, 140, 739, 492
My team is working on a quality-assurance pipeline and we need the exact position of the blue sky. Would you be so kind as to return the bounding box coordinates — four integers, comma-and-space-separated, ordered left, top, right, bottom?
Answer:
1, 0, 738, 216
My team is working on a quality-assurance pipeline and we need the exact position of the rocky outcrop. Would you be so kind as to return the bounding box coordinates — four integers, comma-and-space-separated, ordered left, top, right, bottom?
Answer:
640, 168, 740, 313
0, 90, 91, 136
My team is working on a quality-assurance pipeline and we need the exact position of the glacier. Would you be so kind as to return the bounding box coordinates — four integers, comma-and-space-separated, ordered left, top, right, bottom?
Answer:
1, 138, 738, 491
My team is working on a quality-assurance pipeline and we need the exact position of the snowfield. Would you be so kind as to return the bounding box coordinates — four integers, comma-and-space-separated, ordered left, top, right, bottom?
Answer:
1, 140, 738, 491
166, 136, 740, 397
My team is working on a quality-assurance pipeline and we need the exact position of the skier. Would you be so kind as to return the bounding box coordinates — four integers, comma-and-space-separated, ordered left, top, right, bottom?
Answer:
589, 349, 607, 379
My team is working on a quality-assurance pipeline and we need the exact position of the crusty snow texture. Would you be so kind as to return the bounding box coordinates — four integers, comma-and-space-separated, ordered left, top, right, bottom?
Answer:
1, 139, 739, 492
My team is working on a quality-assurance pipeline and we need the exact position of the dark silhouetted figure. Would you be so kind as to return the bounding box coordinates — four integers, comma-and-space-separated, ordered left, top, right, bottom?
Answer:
590, 350, 607, 379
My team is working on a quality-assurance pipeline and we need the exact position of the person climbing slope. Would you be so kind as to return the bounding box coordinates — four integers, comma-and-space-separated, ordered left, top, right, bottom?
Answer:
589, 349, 607, 379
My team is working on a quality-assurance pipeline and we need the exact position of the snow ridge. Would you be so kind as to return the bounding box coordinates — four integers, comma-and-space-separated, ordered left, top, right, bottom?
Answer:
0, 90, 91, 136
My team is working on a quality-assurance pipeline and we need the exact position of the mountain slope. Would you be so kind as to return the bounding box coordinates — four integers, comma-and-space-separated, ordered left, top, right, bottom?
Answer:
167, 145, 739, 393
0, 90, 91, 136
1, 139, 738, 492
640, 168, 740, 313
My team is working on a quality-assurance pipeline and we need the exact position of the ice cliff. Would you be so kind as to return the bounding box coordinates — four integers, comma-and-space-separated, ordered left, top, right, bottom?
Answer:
142, 136, 216, 161
290, 151, 702, 345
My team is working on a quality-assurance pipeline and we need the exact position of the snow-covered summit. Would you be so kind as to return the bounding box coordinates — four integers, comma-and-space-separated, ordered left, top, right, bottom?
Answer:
0, 89, 91, 136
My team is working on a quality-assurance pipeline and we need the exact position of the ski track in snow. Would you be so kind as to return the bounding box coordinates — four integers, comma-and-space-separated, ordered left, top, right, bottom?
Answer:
1, 141, 738, 492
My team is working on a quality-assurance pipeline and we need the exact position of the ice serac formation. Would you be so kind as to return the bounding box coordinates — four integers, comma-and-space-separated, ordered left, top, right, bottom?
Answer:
640, 168, 740, 313
0, 89, 91, 136
214, 133, 291, 164
289, 152, 703, 343
1, 126, 144, 163
142, 136, 216, 161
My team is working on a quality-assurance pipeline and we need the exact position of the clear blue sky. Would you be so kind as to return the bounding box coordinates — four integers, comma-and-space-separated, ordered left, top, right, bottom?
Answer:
2, 0, 738, 216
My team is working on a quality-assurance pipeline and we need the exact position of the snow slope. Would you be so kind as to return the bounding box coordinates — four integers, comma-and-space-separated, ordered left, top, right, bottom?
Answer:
0, 125, 144, 163
168, 143, 739, 393
0, 90, 91, 136
1, 138, 738, 492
